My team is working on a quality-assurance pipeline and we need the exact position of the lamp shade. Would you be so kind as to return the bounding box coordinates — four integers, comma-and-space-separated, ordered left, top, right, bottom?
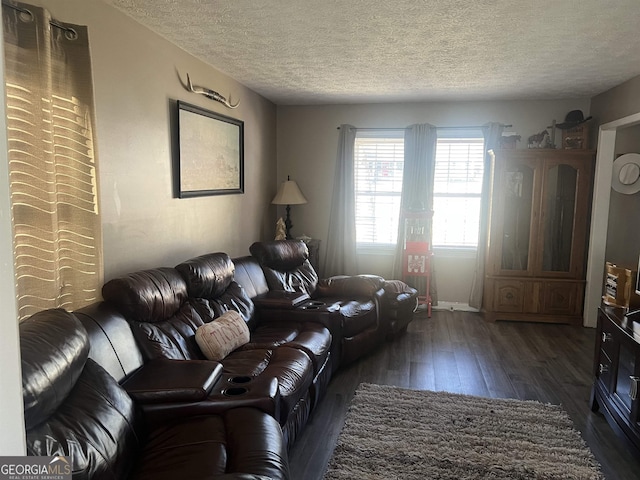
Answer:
272, 180, 307, 205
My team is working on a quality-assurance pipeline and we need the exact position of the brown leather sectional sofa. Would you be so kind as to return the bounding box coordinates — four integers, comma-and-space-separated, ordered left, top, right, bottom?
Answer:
19, 240, 417, 479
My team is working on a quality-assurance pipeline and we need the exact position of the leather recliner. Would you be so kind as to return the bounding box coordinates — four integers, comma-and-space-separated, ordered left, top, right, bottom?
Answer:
175, 252, 333, 410
20, 308, 290, 480
249, 240, 387, 367
100, 266, 318, 448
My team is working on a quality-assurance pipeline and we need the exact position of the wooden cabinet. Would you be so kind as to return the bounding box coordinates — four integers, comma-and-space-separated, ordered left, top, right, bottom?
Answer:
591, 306, 640, 453
483, 149, 595, 323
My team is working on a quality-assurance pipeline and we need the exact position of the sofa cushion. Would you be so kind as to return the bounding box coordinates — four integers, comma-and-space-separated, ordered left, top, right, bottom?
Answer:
102, 267, 213, 361
233, 255, 270, 299
196, 311, 251, 361
20, 309, 90, 429
243, 322, 332, 375
132, 408, 290, 480
177, 253, 257, 329
24, 359, 140, 480
316, 275, 384, 298
175, 252, 235, 299
250, 240, 308, 270
249, 241, 319, 295
102, 267, 188, 323
383, 279, 418, 303
75, 302, 145, 383
21, 309, 140, 479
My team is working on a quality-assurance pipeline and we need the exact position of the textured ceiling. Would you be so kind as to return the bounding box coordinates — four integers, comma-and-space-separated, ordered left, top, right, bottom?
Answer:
105, 0, 640, 105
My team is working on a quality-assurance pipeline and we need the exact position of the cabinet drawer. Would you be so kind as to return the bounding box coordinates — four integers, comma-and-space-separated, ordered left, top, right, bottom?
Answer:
493, 280, 524, 313
541, 281, 581, 315
596, 349, 613, 392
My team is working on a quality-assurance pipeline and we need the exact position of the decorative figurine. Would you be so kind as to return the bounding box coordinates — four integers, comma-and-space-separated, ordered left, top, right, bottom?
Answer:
185, 73, 240, 109
275, 217, 286, 240
527, 130, 550, 149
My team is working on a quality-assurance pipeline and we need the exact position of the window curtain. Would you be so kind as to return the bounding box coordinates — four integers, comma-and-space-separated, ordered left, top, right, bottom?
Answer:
468, 122, 504, 309
393, 123, 438, 303
323, 124, 357, 277
3, 1, 102, 320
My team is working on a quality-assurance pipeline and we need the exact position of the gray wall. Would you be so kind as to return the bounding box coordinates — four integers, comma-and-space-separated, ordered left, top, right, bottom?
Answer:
277, 99, 591, 303
591, 75, 640, 125
1, 0, 278, 452
591, 75, 640, 270
32, 0, 278, 281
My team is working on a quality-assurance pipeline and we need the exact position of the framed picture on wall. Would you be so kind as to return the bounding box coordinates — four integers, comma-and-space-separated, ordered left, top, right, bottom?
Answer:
176, 100, 244, 197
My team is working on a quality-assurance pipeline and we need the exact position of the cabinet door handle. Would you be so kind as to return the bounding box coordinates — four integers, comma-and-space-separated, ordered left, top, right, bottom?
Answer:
630, 376, 640, 401
599, 364, 609, 375
602, 332, 613, 343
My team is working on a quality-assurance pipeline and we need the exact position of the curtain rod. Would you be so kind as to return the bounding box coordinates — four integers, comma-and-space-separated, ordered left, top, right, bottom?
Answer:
3, 2, 78, 38
337, 124, 512, 130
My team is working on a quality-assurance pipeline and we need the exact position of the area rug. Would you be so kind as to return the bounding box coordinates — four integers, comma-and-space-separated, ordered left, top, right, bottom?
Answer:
323, 383, 603, 480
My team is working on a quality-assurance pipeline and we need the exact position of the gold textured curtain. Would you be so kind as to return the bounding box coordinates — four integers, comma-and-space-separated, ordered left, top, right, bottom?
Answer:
3, 1, 102, 320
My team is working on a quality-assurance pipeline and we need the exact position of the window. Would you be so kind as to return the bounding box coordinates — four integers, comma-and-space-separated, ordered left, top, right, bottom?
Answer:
432, 134, 485, 248
354, 131, 404, 246
353, 129, 485, 250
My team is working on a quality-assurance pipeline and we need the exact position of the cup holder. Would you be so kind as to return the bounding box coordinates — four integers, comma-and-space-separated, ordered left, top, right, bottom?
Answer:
224, 387, 248, 396
229, 375, 252, 384
303, 300, 325, 310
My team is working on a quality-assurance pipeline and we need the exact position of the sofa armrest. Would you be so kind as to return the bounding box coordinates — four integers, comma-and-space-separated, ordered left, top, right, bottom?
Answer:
315, 274, 385, 298
139, 375, 281, 426
122, 358, 223, 404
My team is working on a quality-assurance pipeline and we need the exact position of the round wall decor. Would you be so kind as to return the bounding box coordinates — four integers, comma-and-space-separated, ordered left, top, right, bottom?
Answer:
612, 153, 640, 194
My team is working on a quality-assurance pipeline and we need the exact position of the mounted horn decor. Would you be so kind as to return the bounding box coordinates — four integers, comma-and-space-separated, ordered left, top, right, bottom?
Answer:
185, 73, 239, 109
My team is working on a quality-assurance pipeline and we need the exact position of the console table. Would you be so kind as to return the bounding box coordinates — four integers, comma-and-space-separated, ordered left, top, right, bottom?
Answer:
591, 305, 640, 454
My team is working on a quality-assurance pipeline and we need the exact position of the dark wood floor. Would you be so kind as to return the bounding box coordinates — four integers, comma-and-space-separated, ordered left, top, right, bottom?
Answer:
288, 309, 640, 480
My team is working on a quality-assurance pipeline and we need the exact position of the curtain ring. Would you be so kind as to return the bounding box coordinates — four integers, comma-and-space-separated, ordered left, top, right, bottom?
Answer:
49, 20, 78, 41
64, 28, 78, 41
18, 8, 33, 23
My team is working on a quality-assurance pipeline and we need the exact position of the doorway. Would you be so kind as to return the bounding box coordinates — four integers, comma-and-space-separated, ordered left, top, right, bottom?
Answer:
584, 112, 640, 327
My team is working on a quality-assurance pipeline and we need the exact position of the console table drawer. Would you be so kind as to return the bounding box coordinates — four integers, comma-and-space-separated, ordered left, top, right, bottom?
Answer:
596, 350, 613, 391
600, 319, 618, 361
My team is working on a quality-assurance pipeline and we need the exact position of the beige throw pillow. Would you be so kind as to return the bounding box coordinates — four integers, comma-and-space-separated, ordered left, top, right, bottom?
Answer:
195, 310, 250, 361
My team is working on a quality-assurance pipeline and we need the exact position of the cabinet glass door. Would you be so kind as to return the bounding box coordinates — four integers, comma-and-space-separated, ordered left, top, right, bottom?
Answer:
501, 166, 534, 271
542, 164, 577, 272
614, 342, 640, 426
616, 343, 635, 412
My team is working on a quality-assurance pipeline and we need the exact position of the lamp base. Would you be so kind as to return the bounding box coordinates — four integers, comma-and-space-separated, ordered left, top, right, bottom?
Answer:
285, 205, 293, 239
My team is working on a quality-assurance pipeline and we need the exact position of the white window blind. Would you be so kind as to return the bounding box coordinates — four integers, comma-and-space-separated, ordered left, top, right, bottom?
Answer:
354, 131, 404, 246
432, 136, 485, 248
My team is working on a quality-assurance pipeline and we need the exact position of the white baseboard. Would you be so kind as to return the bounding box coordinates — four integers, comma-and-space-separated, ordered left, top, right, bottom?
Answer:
430, 301, 479, 313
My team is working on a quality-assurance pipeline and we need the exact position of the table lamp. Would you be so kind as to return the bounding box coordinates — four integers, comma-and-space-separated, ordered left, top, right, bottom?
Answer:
272, 176, 307, 239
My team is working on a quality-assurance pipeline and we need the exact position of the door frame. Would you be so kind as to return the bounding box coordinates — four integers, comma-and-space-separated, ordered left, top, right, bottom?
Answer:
584, 112, 640, 327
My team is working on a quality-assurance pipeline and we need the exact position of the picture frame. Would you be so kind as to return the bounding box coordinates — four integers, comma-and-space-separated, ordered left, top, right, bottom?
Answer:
176, 100, 244, 198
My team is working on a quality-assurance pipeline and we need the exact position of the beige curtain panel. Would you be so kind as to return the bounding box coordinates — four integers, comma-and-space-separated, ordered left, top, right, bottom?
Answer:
3, 1, 102, 320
